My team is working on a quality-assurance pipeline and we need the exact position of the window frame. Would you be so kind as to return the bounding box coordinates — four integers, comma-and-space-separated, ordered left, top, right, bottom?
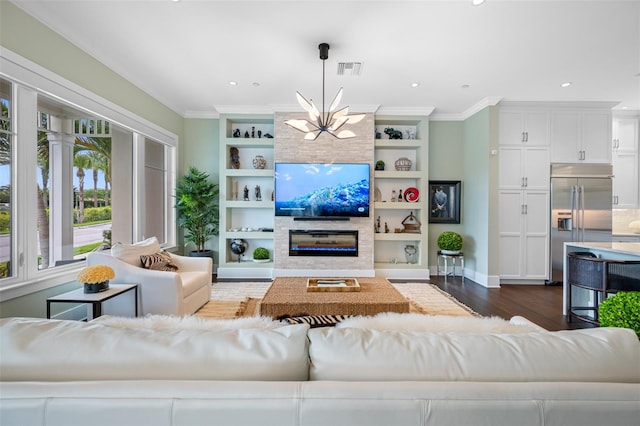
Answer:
0, 47, 178, 301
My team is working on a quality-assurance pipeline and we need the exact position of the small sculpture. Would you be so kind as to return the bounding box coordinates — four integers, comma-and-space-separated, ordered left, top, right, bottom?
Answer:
406, 129, 416, 139
384, 222, 389, 233
255, 185, 262, 201
251, 126, 255, 138
391, 190, 397, 202
398, 189, 403, 202
263, 133, 274, 138
244, 130, 250, 138
394, 157, 412, 171
384, 127, 403, 139
243, 185, 249, 201
230, 147, 240, 169
232, 128, 241, 138
376, 216, 381, 233
257, 130, 262, 138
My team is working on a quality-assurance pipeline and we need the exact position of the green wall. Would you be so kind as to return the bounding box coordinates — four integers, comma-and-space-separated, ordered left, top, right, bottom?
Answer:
0, 1, 184, 139
461, 106, 500, 286
182, 118, 220, 258
428, 121, 464, 268
0, 1, 188, 317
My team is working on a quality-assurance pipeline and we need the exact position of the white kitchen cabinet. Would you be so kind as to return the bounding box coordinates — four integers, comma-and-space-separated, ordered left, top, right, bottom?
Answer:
499, 109, 549, 146
550, 110, 612, 163
612, 117, 638, 151
612, 151, 638, 208
499, 190, 550, 280
612, 116, 639, 209
499, 146, 549, 190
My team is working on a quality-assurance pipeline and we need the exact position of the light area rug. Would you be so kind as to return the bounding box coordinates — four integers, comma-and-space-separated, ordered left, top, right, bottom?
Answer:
196, 282, 477, 319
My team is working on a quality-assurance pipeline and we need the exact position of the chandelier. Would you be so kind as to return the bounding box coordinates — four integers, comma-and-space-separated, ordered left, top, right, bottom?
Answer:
284, 43, 365, 141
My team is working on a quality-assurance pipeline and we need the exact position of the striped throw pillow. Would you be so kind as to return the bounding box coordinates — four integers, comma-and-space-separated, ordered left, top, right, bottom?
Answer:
140, 251, 178, 272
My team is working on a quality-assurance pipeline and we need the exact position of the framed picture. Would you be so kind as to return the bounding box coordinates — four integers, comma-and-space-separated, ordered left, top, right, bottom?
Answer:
428, 180, 461, 224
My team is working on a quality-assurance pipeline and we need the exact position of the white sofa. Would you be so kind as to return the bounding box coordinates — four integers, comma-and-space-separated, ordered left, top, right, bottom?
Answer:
1, 315, 639, 426
86, 237, 212, 316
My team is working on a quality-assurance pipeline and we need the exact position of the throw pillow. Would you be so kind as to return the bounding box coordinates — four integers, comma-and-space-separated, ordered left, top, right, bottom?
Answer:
111, 236, 161, 266
140, 251, 178, 272
279, 314, 353, 328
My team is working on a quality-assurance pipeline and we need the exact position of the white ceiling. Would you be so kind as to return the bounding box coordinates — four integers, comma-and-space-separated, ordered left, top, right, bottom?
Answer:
11, 0, 640, 119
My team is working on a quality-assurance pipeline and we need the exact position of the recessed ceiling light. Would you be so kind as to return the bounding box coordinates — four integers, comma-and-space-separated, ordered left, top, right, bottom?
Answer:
252, 82, 260, 87
472, 0, 486, 5
561, 82, 572, 88
228, 81, 238, 86
410, 82, 420, 88
461, 84, 470, 89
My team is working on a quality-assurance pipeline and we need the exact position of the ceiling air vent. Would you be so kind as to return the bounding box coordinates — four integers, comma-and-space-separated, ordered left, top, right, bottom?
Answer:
337, 62, 363, 76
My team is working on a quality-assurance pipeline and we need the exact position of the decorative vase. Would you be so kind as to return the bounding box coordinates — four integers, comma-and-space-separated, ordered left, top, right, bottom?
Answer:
252, 155, 266, 169
404, 245, 418, 264
84, 280, 109, 294
394, 157, 412, 171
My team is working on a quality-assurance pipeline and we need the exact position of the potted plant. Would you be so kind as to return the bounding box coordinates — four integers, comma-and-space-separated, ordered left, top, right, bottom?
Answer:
437, 231, 463, 255
375, 160, 385, 171
252, 247, 270, 263
599, 291, 640, 338
174, 166, 219, 257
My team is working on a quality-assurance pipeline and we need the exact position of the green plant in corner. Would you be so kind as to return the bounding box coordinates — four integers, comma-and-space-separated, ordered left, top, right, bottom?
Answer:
174, 166, 219, 254
437, 231, 463, 253
253, 247, 270, 260
599, 291, 640, 338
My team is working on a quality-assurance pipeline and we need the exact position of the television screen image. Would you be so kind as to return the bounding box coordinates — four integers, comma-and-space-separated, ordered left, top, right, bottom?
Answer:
274, 163, 370, 217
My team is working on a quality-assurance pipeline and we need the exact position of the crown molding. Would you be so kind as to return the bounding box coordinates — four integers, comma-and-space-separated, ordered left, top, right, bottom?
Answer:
375, 106, 435, 117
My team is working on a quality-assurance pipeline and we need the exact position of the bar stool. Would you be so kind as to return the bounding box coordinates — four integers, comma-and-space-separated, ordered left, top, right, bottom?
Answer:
437, 251, 464, 282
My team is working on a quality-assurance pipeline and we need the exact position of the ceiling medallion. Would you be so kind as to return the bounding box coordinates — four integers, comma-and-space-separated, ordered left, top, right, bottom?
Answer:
284, 43, 365, 141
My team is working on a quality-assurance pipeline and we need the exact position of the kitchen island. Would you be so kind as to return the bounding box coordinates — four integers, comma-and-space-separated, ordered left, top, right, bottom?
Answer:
563, 242, 640, 315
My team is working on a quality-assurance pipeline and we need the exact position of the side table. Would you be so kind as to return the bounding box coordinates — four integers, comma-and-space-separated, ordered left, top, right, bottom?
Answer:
47, 284, 138, 320
436, 251, 464, 282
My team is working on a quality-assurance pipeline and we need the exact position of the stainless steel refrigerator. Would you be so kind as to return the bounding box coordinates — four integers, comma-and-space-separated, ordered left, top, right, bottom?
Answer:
549, 163, 613, 283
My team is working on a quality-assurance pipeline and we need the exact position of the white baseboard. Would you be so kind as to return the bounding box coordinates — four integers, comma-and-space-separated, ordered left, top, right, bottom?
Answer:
273, 269, 375, 278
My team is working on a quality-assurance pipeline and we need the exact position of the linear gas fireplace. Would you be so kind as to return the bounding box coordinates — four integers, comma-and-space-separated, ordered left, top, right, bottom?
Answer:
289, 230, 358, 257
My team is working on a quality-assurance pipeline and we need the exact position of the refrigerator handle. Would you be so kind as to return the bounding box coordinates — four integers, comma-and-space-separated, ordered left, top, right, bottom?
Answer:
570, 185, 577, 242
580, 185, 586, 242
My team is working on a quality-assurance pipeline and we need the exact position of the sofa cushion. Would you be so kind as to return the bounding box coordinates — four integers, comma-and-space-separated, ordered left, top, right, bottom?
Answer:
336, 313, 543, 333
308, 327, 640, 382
140, 251, 178, 272
0, 317, 310, 381
111, 236, 161, 266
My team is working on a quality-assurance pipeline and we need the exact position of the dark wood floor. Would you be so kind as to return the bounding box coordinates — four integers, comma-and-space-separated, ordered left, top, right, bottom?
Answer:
427, 275, 596, 331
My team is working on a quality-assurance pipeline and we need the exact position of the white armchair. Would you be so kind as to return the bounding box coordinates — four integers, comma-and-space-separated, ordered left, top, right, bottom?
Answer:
86, 238, 212, 316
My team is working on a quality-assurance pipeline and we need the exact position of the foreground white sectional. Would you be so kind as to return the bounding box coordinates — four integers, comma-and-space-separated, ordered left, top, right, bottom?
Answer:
1, 316, 639, 426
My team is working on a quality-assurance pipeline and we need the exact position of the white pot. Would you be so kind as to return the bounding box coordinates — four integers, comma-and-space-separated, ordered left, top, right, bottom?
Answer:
440, 249, 461, 255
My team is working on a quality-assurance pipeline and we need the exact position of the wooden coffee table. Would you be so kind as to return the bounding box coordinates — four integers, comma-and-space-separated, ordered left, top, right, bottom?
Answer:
259, 277, 409, 318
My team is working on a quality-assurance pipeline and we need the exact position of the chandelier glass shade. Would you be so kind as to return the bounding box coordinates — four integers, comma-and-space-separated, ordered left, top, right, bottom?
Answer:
285, 43, 365, 141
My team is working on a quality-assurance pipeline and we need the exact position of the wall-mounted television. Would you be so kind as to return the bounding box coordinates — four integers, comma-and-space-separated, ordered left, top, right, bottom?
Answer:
274, 162, 370, 218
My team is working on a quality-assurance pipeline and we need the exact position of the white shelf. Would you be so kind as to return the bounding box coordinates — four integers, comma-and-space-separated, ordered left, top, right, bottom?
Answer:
374, 202, 422, 210
374, 139, 423, 149
225, 201, 274, 209
225, 169, 274, 177
224, 138, 274, 148
374, 233, 423, 241
374, 170, 422, 179
223, 231, 274, 239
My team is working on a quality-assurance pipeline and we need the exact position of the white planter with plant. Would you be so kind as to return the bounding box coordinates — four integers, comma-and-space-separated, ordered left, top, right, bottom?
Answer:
437, 231, 463, 255
252, 247, 270, 263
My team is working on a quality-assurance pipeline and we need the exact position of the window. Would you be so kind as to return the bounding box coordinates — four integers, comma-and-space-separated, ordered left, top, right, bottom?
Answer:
0, 79, 12, 279
0, 51, 177, 299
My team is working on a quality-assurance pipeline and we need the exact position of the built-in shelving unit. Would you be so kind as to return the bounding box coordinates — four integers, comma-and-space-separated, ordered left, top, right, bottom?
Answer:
373, 116, 429, 278
217, 112, 429, 279
217, 114, 275, 279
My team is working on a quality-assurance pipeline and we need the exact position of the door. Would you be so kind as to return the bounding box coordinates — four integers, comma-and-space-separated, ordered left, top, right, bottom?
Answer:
577, 177, 612, 234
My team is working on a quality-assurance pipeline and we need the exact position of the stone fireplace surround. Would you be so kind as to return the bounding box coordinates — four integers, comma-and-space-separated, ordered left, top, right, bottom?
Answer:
273, 112, 375, 277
